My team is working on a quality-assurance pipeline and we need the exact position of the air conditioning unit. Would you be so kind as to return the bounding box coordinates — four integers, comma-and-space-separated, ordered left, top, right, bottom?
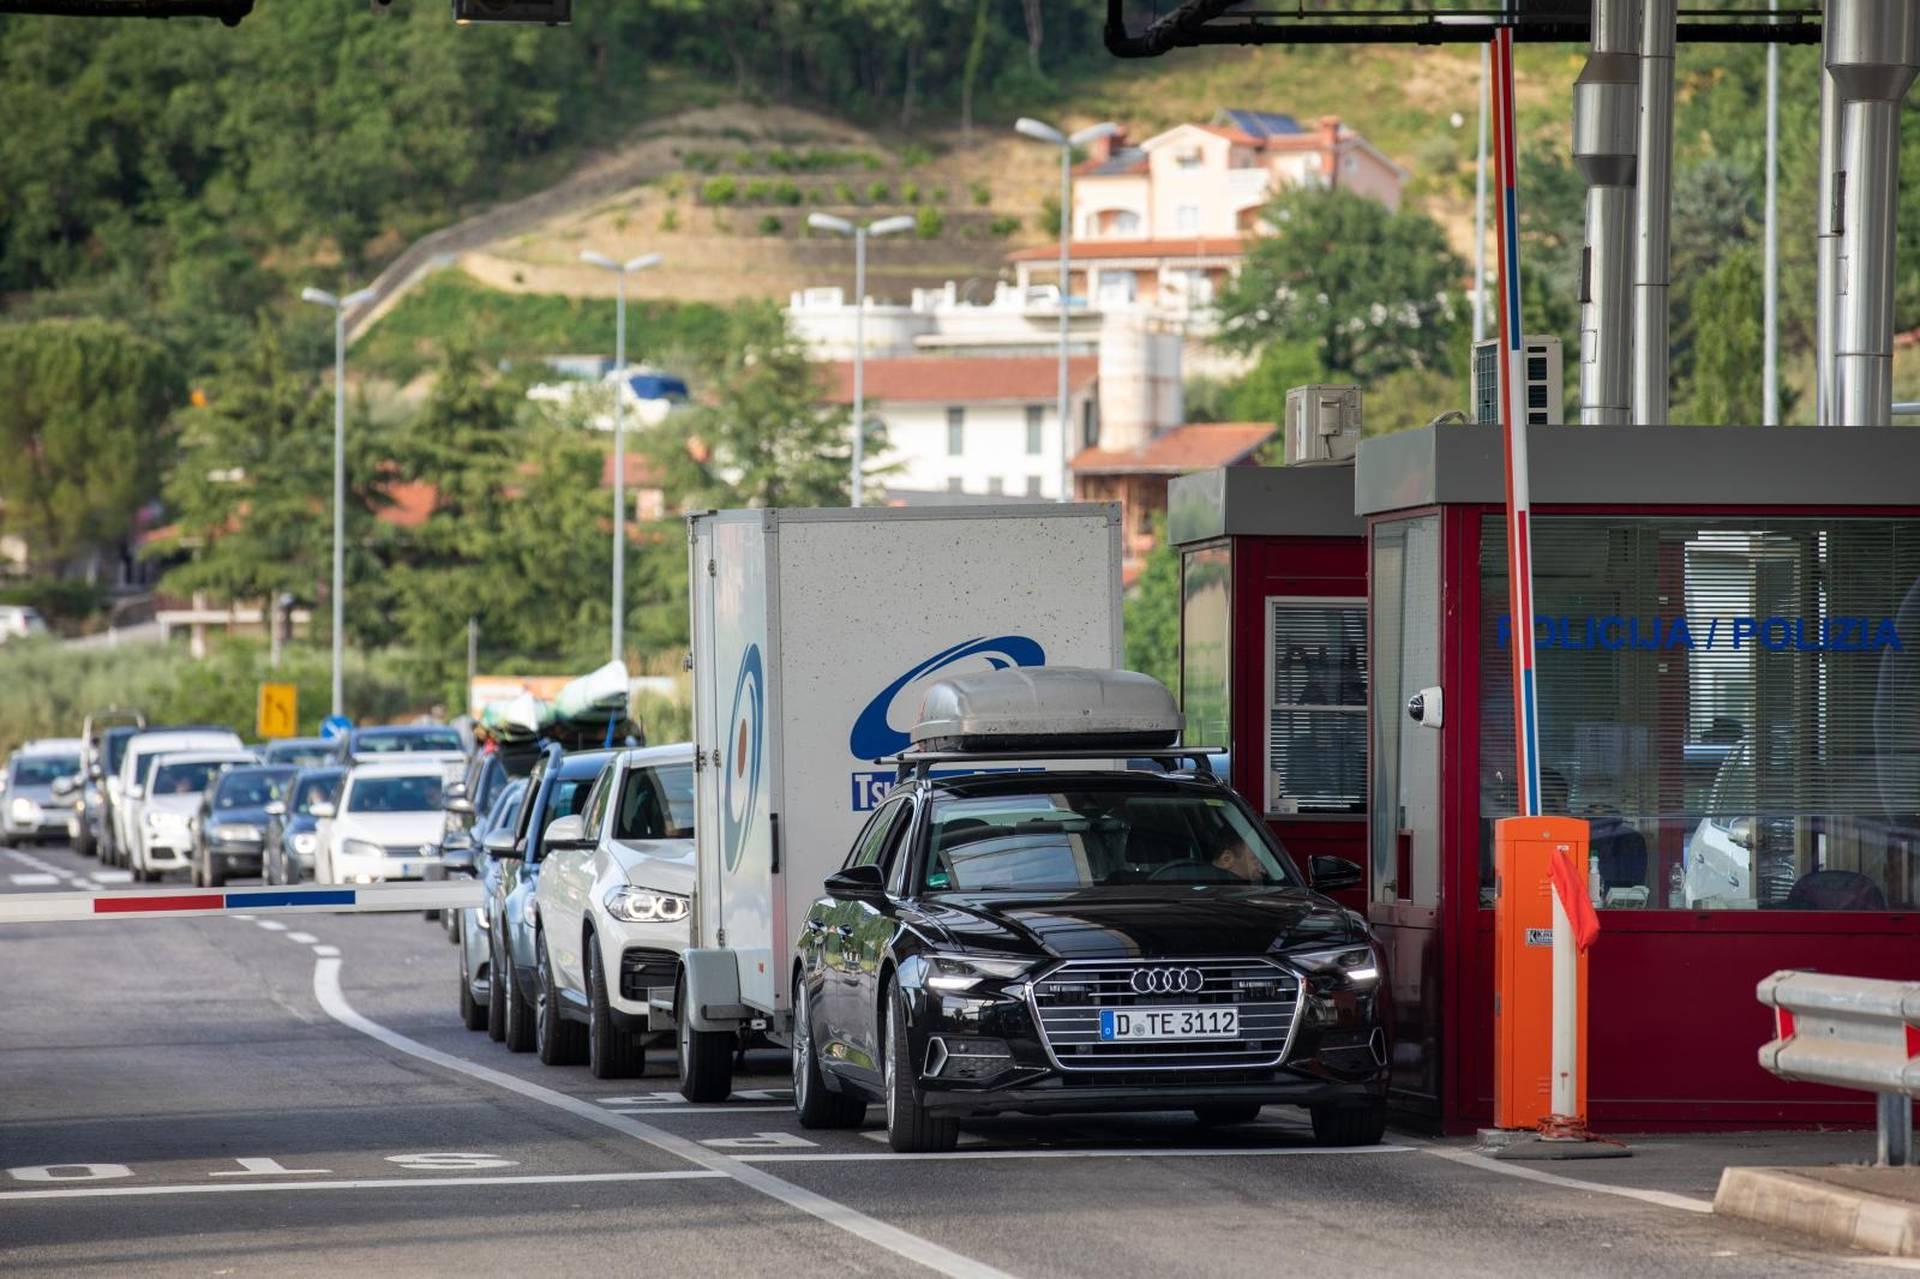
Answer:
1283, 384, 1362, 464
1471, 335, 1564, 426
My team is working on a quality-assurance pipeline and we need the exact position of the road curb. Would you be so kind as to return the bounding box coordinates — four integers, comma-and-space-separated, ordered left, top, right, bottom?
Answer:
1713, 1166, 1920, 1257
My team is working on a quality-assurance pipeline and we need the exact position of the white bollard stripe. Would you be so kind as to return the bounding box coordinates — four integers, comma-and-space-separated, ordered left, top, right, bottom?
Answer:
0, 880, 481, 924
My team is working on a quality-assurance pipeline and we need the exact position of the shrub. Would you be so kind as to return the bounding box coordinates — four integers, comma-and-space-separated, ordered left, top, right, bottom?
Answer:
833, 181, 858, 204
971, 181, 992, 206
900, 142, 934, 168
733, 149, 757, 169
915, 206, 945, 240
930, 187, 949, 204
659, 206, 680, 232
742, 177, 773, 203
757, 214, 784, 235
772, 178, 802, 206
700, 176, 738, 204
987, 215, 1021, 238
866, 180, 891, 203
682, 150, 720, 174
902, 181, 922, 205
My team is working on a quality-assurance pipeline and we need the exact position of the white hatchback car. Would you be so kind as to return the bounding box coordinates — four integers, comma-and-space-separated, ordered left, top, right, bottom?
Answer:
312, 761, 450, 884
533, 744, 694, 1077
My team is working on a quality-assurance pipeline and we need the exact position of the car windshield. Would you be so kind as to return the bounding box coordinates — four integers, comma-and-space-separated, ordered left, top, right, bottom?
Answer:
614, 763, 695, 840
11, 755, 79, 787
151, 761, 227, 795
543, 776, 595, 827
293, 772, 344, 814
347, 775, 444, 813
924, 785, 1298, 893
215, 770, 292, 809
266, 744, 334, 766
355, 730, 462, 754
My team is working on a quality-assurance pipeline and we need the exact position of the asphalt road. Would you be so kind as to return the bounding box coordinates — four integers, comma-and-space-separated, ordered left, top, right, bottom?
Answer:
0, 838, 1890, 1277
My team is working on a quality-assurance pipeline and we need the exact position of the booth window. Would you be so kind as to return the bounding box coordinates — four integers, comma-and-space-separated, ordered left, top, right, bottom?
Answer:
1265, 597, 1367, 816
1180, 544, 1232, 755
1371, 517, 1441, 906
1479, 514, 1920, 912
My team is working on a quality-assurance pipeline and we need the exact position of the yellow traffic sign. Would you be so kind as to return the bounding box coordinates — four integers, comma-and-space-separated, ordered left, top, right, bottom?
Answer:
258, 682, 298, 740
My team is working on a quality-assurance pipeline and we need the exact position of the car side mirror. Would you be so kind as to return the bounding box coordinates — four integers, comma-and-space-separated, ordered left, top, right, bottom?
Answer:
484, 828, 520, 859
442, 846, 477, 873
52, 776, 78, 798
446, 797, 475, 817
1729, 817, 1755, 850
824, 863, 886, 898
265, 801, 286, 817
543, 814, 591, 850
309, 801, 336, 820
1308, 855, 1363, 892
447, 781, 469, 801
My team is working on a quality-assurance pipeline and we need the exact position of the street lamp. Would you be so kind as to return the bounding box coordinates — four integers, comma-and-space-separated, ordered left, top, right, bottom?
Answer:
808, 213, 915, 507
299, 283, 377, 719
1015, 117, 1117, 503
578, 249, 663, 665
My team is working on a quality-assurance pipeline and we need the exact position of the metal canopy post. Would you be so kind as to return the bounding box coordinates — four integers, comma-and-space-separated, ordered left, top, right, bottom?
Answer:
1573, 0, 1638, 425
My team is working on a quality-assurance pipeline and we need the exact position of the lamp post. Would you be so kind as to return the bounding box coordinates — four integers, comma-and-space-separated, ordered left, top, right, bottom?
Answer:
1016, 117, 1117, 502
807, 213, 914, 506
579, 249, 663, 665
299, 283, 377, 719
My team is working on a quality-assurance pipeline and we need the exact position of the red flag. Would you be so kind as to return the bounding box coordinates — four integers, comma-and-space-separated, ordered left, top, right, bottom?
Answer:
1549, 848, 1600, 952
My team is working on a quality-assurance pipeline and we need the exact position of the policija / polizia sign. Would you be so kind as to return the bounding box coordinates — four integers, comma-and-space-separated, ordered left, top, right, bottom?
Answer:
1496, 614, 1904, 653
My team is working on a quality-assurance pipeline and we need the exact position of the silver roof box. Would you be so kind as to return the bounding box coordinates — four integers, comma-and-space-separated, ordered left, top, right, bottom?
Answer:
910, 667, 1182, 754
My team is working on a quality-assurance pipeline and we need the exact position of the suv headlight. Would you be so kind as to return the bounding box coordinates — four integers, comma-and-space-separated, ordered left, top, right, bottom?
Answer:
212, 823, 261, 842
925, 955, 1036, 992
1286, 945, 1380, 985
603, 886, 690, 924
10, 797, 42, 825
342, 838, 383, 861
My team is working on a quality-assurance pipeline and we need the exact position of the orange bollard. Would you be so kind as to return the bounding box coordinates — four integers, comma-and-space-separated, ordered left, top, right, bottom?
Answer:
1494, 815, 1590, 1131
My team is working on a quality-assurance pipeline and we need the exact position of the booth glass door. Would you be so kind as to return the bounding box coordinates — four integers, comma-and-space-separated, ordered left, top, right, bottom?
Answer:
1369, 515, 1443, 1113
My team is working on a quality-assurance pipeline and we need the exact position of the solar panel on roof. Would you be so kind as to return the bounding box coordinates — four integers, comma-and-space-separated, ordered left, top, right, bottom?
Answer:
1223, 109, 1303, 139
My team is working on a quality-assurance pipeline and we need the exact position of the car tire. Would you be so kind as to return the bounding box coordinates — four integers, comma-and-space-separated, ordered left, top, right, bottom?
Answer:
536, 932, 588, 1067
501, 932, 535, 1053
587, 942, 644, 1080
205, 855, 225, 889
1193, 1103, 1265, 1127
1308, 1102, 1388, 1147
883, 979, 958, 1154
676, 975, 735, 1103
792, 976, 866, 1129
485, 927, 507, 1043
458, 925, 488, 1032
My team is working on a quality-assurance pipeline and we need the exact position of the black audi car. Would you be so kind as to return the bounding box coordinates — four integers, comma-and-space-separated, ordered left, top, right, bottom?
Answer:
192, 764, 296, 887
791, 669, 1388, 1154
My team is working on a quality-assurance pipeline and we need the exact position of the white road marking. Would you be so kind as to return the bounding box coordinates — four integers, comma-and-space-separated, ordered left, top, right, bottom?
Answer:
610, 1106, 792, 1115
230, 914, 255, 921
66, 877, 94, 890
313, 958, 1016, 1279
90, 869, 133, 883
385, 1153, 517, 1171
0, 1169, 727, 1202
212, 1157, 333, 1177
699, 1132, 818, 1150
739, 1145, 1416, 1164
1423, 1148, 1713, 1214
254, 919, 287, 932
286, 932, 318, 944
8, 1163, 132, 1182
311, 944, 340, 957
8, 873, 57, 886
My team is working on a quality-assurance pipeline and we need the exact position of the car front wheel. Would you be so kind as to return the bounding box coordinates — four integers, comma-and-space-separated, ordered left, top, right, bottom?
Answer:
535, 932, 588, 1066
882, 979, 958, 1153
458, 923, 487, 1032
587, 942, 644, 1080
793, 975, 866, 1129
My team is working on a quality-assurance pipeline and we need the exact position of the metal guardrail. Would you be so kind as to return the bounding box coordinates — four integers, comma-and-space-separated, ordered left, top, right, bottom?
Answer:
1756, 970, 1920, 1167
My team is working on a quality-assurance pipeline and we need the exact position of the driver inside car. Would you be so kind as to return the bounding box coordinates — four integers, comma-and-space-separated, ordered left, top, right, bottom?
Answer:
1211, 833, 1266, 882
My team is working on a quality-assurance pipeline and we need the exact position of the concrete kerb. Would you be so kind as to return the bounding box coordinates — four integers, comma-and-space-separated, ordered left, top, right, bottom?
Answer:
1714, 1165, 1920, 1258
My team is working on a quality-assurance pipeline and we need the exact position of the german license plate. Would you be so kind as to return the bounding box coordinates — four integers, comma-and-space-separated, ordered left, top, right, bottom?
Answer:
1099, 1007, 1239, 1042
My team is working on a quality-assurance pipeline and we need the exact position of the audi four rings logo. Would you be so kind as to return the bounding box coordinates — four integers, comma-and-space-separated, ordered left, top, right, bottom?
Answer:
1130, 967, 1205, 995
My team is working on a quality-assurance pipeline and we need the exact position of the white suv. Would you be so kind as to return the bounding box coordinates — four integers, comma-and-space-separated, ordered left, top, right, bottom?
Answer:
533, 745, 694, 1077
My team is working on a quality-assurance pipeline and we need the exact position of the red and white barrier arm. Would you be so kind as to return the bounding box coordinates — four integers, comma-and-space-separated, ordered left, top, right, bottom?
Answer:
0, 881, 483, 925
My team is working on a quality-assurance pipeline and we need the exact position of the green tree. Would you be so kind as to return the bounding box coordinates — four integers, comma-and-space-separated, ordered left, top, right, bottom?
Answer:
1217, 187, 1466, 382
0, 319, 180, 568
642, 304, 867, 508
158, 321, 387, 610
1686, 247, 1764, 425
1125, 519, 1181, 693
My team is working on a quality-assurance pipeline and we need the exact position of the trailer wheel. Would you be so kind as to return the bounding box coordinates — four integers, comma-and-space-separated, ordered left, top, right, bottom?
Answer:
676, 975, 734, 1103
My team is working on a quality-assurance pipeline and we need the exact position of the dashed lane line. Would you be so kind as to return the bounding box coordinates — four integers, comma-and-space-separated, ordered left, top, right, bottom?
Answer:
255, 920, 288, 932
312, 957, 1017, 1279
312, 944, 340, 957
7, 873, 58, 887
1422, 1148, 1713, 1214
287, 932, 318, 944
0, 1170, 727, 1202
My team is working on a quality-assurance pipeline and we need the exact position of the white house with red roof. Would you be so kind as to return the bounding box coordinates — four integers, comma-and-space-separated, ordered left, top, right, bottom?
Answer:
1007, 109, 1406, 318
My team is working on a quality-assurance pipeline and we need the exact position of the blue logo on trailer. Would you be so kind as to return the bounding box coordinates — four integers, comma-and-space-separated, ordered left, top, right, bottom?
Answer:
721, 643, 765, 872
320, 714, 353, 741
847, 635, 1048, 761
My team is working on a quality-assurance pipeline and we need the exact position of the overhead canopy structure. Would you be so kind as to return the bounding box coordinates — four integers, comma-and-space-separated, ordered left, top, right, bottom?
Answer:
1102, 0, 1821, 54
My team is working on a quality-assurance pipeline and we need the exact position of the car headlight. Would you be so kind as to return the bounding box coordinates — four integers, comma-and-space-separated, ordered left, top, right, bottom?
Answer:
291, 833, 318, 856
212, 823, 261, 841
146, 809, 185, 830
603, 886, 690, 924
9, 797, 42, 825
342, 838, 384, 861
925, 955, 1036, 992
1287, 945, 1381, 986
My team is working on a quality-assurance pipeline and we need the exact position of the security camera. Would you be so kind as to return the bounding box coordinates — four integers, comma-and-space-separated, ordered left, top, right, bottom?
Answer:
1406, 685, 1444, 729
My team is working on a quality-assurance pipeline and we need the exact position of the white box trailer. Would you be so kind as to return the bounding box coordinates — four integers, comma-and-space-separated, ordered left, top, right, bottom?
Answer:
679, 504, 1123, 1099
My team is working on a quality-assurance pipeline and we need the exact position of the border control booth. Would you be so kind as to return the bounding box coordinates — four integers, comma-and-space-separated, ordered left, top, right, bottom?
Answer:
1168, 464, 1369, 913
1358, 424, 1920, 1133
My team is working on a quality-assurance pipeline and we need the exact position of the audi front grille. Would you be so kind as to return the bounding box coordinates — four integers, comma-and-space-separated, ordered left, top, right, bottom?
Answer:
1026, 958, 1302, 1072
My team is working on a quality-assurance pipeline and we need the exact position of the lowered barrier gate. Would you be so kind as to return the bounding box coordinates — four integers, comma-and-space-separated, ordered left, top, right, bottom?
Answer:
1757, 970, 1920, 1167
0, 880, 482, 924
